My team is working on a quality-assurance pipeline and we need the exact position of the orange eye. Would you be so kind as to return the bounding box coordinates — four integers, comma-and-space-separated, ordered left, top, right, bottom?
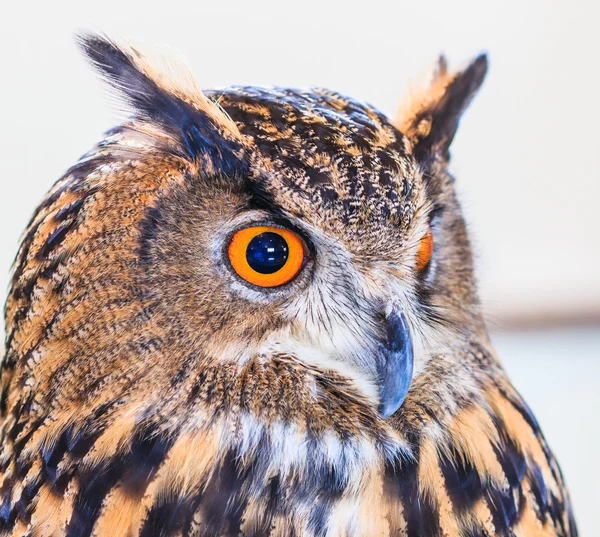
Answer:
227, 226, 306, 287
416, 226, 434, 271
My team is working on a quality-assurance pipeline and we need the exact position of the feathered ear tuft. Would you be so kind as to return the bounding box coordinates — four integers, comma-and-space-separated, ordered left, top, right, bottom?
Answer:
77, 32, 243, 174
394, 54, 488, 162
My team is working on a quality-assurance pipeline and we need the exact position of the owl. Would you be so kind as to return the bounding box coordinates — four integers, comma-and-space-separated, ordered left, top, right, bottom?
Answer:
0, 33, 577, 537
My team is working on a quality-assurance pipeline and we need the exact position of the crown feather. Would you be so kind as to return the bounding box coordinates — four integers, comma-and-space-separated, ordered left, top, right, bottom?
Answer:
77, 32, 244, 174
395, 54, 488, 161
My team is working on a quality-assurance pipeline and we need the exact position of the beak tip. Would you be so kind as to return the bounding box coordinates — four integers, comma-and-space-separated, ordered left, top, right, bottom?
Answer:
378, 397, 403, 419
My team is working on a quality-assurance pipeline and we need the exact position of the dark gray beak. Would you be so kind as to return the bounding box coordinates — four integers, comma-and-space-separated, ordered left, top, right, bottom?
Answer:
376, 310, 414, 418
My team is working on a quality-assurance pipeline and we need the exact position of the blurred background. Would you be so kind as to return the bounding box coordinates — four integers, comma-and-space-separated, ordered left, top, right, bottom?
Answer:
1, 0, 598, 533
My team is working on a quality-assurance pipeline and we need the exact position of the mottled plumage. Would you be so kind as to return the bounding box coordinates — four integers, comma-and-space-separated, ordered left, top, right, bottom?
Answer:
0, 34, 576, 536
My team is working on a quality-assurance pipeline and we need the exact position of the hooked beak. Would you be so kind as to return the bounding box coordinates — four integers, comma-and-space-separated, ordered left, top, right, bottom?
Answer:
376, 309, 414, 418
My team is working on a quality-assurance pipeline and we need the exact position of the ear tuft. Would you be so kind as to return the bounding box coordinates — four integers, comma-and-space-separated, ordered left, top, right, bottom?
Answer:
394, 54, 488, 162
77, 32, 243, 172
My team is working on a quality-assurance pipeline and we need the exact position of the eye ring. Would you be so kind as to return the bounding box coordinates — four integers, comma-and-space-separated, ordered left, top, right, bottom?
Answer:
416, 225, 434, 271
227, 225, 305, 287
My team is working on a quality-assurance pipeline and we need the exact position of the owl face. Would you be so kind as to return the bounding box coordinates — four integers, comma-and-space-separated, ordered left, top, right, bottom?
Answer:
4, 36, 487, 445
136, 83, 442, 417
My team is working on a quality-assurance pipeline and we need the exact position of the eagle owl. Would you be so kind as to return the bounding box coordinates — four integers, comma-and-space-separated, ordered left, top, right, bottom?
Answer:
0, 34, 577, 537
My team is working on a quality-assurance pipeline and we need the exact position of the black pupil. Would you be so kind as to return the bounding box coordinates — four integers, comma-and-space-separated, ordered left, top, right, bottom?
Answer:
246, 232, 289, 274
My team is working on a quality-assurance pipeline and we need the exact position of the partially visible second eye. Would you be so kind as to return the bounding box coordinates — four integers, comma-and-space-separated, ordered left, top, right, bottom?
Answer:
416, 225, 434, 271
227, 226, 305, 287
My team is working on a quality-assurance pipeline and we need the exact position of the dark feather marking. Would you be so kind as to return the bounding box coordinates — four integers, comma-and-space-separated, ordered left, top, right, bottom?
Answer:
9, 220, 47, 303
499, 388, 541, 435
186, 369, 209, 405
138, 203, 165, 269
193, 447, 252, 536
492, 433, 526, 490
7, 476, 43, 529
36, 219, 77, 260
384, 446, 442, 537
66, 404, 117, 459
119, 429, 176, 496
8, 392, 36, 444
484, 484, 519, 534
305, 461, 349, 537
528, 463, 549, 521
139, 501, 190, 537
40, 424, 74, 485
247, 474, 291, 537
0, 473, 43, 532
0, 479, 16, 528
548, 493, 568, 535
65, 460, 128, 537
65, 428, 175, 537
439, 447, 483, 512
54, 197, 85, 222
462, 527, 491, 537
308, 502, 332, 537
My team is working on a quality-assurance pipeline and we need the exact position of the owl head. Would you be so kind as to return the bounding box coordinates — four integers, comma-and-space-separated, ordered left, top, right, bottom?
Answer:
4, 34, 487, 454
2, 36, 580, 537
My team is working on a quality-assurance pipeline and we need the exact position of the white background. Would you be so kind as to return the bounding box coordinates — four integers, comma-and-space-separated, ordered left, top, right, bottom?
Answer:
1, 0, 598, 534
